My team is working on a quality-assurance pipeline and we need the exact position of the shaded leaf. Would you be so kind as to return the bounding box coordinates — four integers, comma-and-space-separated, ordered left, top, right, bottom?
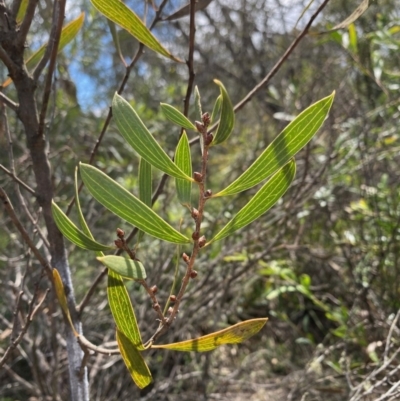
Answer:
194, 86, 203, 121
91, 0, 181, 62
52, 201, 114, 251
139, 158, 152, 207
210, 94, 222, 124
112, 94, 194, 182
3, 13, 85, 88
108, 269, 144, 349
79, 163, 191, 244
329, 0, 369, 31
208, 161, 296, 245
152, 318, 268, 352
175, 132, 192, 206
215, 92, 334, 197
98, 255, 146, 280
212, 80, 235, 145
160, 103, 196, 130
107, 20, 125, 63
116, 330, 152, 389
53, 269, 77, 335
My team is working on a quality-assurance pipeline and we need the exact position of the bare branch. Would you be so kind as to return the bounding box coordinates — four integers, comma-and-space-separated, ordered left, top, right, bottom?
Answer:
0, 44, 17, 75
0, 186, 51, 273
77, 334, 120, 355
0, 90, 18, 111
0, 164, 36, 195
38, 0, 66, 136
16, 0, 39, 49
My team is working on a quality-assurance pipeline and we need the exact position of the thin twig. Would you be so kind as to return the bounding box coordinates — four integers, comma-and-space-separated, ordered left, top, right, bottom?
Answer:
0, 187, 51, 273
77, 334, 119, 355
384, 309, 400, 362
0, 164, 36, 195
66, 0, 171, 216
38, 0, 66, 137
181, 0, 197, 118
16, 0, 39, 49
0, 282, 48, 368
0, 90, 18, 111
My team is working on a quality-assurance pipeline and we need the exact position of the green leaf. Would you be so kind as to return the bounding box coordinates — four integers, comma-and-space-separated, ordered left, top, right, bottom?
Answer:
208, 161, 296, 245
112, 94, 194, 182
160, 103, 196, 131
139, 158, 152, 207
108, 269, 144, 349
194, 86, 203, 121
215, 92, 334, 197
212, 80, 235, 145
79, 163, 191, 244
98, 255, 146, 280
152, 318, 268, 352
16, 0, 29, 24
175, 132, 192, 206
91, 0, 181, 62
74, 167, 94, 238
52, 201, 114, 251
210, 94, 222, 125
116, 330, 152, 389
3, 13, 85, 88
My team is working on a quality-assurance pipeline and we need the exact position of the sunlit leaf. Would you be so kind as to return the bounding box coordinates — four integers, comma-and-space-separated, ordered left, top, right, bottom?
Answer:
212, 80, 235, 145
215, 92, 334, 197
52, 201, 114, 251
160, 103, 196, 130
3, 13, 85, 88
208, 161, 296, 245
91, 0, 181, 62
53, 269, 77, 335
98, 255, 146, 280
16, 0, 29, 24
79, 163, 191, 244
152, 318, 268, 352
175, 131, 192, 206
108, 269, 144, 349
116, 330, 152, 389
112, 94, 194, 182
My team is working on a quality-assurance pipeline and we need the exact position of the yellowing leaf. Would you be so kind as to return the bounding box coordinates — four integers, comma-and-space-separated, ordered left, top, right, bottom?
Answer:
152, 318, 268, 352
117, 330, 152, 389
3, 13, 85, 88
52, 269, 77, 336
91, 0, 181, 62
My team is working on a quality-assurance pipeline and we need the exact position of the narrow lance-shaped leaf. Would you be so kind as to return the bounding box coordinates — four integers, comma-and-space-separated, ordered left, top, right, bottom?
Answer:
3, 13, 85, 88
212, 80, 235, 145
160, 103, 196, 131
80, 163, 191, 244
16, 0, 29, 23
175, 131, 192, 207
112, 94, 194, 182
208, 161, 296, 245
139, 158, 152, 207
152, 318, 268, 352
91, 0, 181, 62
215, 92, 334, 197
210, 94, 222, 125
137, 158, 152, 243
74, 169, 145, 353
108, 269, 144, 350
53, 269, 77, 336
194, 86, 203, 121
116, 329, 152, 389
52, 201, 114, 251
98, 255, 146, 281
